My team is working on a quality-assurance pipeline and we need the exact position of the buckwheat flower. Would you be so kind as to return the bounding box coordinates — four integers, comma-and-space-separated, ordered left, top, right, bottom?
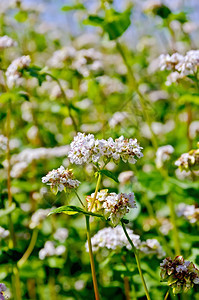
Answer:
0, 283, 6, 300
160, 256, 199, 294
189, 121, 199, 139
159, 53, 184, 71
86, 189, 136, 226
0, 35, 17, 49
54, 228, 69, 242
165, 71, 181, 85
155, 145, 174, 168
109, 112, 128, 128
175, 147, 199, 172
177, 203, 199, 224
6, 55, 31, 87
176, 50, 199, 76
68, 133, 143, 166
0, 135, 7, 152
39, 241, 66, 260
29, 208, 52, 229
0, 226, 9, 239
47, 46, 76, 68
86, 226, 140, 253
42, 166, 80, 194
118, 170, 134, 185
139, 239, 165, 259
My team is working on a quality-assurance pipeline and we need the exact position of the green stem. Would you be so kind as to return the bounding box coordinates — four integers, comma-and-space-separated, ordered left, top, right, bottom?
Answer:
167, 196, 181, 256
6, 103, 22, 300
89, 173, 102, 212
164, 289, 170, 300
121, 221, 151, 300
74, 190, 85, 208
18, 229, 38, 268
116, 41, 158, 150
45, 72, 78, 133
86, 216, 100, 300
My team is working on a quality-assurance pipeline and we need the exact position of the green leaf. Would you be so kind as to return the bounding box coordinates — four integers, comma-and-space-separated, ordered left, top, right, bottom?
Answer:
62, 4, 85, 11
104, 9, 131, 40
84, 8, 132, 40
98, 170, 119, 183
0, 203, 16, 218
14, 11, 28, 23
179, 93, 199, 106
48, 205, 104, 219
0, 92, 15, 103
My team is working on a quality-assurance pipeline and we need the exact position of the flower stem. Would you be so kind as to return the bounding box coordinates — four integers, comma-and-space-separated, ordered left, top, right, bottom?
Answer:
74, 190, 85, 208
164, 289, 170, 300
121, 221, 151, 300
167, 196, 181, 256
85, 216, 100, 300
89, 173, 102, 212
18, 229, 38, 268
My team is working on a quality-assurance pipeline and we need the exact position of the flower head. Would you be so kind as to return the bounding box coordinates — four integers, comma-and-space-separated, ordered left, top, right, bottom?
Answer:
175, 147, 199, 172
68, 132, 143, 166
6, 55, 31, 87
86, 189, 136, 226
0, 283, 6, 300
0, 35, 17, 49
86, 226, 140, 253
42, 166, 80, 194
160, 256, 199, 294
155, 145, 174, 168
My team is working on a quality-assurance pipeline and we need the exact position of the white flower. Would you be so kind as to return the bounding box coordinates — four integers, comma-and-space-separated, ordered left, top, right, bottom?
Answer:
86, 189, 136, 226
155, 145, 174, 168
39, 241, 66, 260
54, 228, 69, 242
0, 226, 9, 239
6, 55, 31, 87
139, 239, 165, 258
47, 46, 76, 68
109, 112, 128, 128
29, 208, 52, 229
177, 203, 199, 224
42, 166, 80, 194
0, 135, 7, 152
68, 132, 143, 166
159, 53, 184, 71
118, 171, 134, 185
0, 35, 17, 49
175, 148, 199, 172
86, 226, 140, 253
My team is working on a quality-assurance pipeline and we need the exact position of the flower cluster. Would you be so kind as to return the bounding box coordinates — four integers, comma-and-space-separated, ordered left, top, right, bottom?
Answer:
0, 226, 9, 240
54, 228, 69, 242
160, 256, 199, 294
139, 239, 165, 259
0, 35, 17, 49
177, 203, 199, 224
0, 135, 7, 152
159, 50, 199, 85
42, 166, 80, 194
0, 283, 6, 300
86, 226, 141, 253
39, 241, 66, 260
8, 145, 69, 178
6, 55, 31, 87
29, 208, 53, 229
155, 145, 174, 168
109, 111, 129, 128
68, 132, 143, 166
175, 147, 199, 172
86, 226, 165, 258
86, 189, 136, 226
